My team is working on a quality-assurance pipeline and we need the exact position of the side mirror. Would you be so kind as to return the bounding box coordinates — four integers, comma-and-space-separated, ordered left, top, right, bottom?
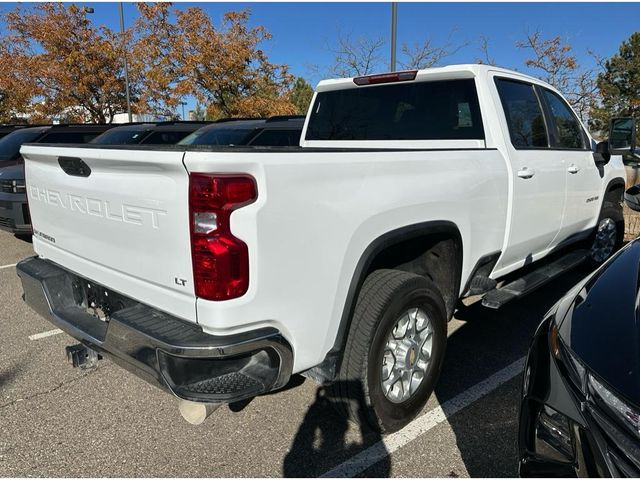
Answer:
624, 184, 640, 212
609, 117, 636, 155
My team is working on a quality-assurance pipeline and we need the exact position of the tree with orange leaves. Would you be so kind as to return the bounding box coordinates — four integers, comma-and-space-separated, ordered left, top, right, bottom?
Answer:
171, 8, 297, 119
0, 43, 36, 122
0, 3, 136, 123
131, 3, 182, 118
0, 3, 297, 122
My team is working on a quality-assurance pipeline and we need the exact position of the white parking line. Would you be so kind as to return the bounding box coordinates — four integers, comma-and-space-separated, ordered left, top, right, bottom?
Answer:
321, 356, 526, 478
28, 329, 63, 341
0, 263, 16, 270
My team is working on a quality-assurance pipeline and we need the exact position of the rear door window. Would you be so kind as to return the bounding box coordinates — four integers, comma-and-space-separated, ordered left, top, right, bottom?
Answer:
249, 129, 302, 146
178, 128, 256, 146
91, 129, 150, 144
39, 131, 102, 143
143, 131, 193, 145
540, 88, 588, 149
305, 79, 484, 141
495, 79, 549, 148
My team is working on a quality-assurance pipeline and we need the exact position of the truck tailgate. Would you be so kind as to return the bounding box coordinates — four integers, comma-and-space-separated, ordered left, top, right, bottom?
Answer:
21, 145, 196, 322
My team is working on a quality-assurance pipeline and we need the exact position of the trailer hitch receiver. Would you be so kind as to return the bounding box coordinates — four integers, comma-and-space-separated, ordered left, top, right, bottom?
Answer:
65, 344, 102, 369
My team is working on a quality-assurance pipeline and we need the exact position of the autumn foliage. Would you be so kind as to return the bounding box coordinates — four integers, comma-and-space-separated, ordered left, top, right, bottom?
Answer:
0, 3, 297, 123
174, 9, 296, 119
0, 3, 134, 123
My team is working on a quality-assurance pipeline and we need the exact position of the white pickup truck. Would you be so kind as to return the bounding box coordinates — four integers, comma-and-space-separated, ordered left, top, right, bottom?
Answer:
16, 65, 635, 432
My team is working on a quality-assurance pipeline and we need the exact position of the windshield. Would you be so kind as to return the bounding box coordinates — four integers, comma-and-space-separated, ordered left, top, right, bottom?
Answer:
178, 127, 256, 146
0, 129, 45, 161
91, 128, 151, 145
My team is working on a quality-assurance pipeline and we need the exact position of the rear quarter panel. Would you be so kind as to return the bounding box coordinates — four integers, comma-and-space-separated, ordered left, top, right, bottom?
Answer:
184, 148, 509, 372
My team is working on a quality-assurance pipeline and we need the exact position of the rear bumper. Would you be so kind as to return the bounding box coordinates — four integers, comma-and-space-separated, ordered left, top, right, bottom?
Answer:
16, 256, 293, 403
0, 192, 30, 234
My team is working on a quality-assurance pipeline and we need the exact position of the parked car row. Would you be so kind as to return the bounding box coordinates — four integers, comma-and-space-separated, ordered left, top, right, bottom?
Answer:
0, 116, 305, 235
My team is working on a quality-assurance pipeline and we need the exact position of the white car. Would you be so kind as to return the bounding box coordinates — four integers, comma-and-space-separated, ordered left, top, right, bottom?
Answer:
17, 65, 633, 432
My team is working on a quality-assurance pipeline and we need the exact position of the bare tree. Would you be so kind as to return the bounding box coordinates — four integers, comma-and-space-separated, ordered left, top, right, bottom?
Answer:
516, 29, 601, 121
516, 29, 577, 91
475, 35, 497, 66
328, 31, 385, 77
400, 30, 468, 70
325, 28, 468, 78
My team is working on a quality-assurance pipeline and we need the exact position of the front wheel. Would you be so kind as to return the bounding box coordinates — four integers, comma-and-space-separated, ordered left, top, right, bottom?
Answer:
330, 269, 448, 433
588, 202, 624, 266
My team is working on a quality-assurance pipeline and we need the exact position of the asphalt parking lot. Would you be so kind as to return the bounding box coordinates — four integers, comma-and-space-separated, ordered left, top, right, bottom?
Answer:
0, 229, 591, 477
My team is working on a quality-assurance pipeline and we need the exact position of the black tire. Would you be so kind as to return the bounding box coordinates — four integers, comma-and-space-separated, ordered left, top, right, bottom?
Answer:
586, 200, 624, 267
329, 269, 448, 433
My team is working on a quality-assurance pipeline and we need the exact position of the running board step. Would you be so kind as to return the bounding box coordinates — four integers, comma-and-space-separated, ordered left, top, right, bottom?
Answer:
481, 249, 588, 309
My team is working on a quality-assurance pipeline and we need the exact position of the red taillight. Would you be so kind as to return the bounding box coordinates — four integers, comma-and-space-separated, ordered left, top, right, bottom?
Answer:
353, 70, 418, 86
189, 173, 257, 301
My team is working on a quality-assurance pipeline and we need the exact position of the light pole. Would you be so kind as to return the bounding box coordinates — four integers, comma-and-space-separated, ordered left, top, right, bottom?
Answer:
390, 2, 397, 72
119, 2, 132, 123
81, 6, 95, 124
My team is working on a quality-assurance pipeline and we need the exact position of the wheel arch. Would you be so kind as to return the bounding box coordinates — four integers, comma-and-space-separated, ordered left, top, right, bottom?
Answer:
308, 221, 463, 383
603, 177, 625, 204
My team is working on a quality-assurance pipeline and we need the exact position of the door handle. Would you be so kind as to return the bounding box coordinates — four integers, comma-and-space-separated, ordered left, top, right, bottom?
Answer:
517, 167, 535, 179
567, 164, 581, 174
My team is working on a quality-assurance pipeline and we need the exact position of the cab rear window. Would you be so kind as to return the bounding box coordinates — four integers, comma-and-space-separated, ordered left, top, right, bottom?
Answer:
305, 79, 484, 141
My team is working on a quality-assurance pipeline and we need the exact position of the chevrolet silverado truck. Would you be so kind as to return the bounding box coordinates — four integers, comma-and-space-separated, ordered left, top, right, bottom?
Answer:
15, 65, 635, 432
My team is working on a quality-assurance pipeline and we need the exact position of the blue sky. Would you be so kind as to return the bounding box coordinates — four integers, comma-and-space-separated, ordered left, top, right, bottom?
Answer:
1, 2, 639, 117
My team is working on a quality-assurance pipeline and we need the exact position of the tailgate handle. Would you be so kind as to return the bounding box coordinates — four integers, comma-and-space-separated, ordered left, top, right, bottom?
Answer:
58, 157, 91, 177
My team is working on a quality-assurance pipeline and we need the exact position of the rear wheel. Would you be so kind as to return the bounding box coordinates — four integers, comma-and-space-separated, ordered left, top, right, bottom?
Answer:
330, 269, 447, 433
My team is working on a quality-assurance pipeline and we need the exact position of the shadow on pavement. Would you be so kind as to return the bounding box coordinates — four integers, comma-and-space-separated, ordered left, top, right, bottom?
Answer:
436, 267, 591, 476
0, 364, 21, 394
283, 381, 390, 477
282, 266, 591, 477
229, 375, 307, 412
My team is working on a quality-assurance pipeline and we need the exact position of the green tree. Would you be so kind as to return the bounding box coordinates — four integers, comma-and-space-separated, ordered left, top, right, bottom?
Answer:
589, 32, 640, 142
192, 103, 206, 121
289, 77, 314, 115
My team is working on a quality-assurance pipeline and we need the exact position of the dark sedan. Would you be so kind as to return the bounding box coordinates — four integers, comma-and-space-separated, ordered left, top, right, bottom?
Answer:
519, 188, 640, 477
179, 116, 304, 147
90, 121, 209, 145
0, 124, 27, 140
